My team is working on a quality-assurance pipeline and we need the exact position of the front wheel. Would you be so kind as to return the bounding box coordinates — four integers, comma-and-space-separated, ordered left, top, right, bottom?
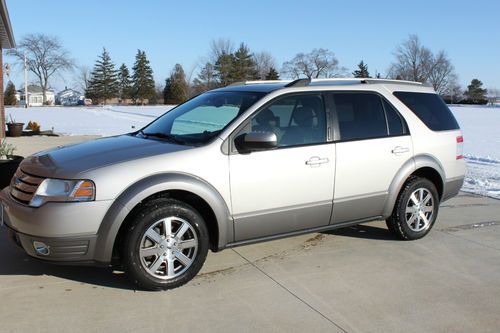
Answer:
122, 198, 209, 291
386, 177, 440, 240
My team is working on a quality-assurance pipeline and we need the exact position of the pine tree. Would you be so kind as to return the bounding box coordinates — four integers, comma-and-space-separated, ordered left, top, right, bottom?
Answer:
117, 63, 133, 102
214, 53, 237, 86
464, 79, 488, 104
86, 48, 119, 104
163, 64, 189, 104
352, 61, 370, 78
192, 62, 217, 94
132, 50, 155, 105
4, 81, 17, 106
265, 67, 280, 80
233, 43, 259, 81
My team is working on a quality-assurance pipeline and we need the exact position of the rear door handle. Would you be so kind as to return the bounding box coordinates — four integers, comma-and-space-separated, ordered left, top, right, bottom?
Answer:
306, 156, 329, 167
391, 146, 410, 155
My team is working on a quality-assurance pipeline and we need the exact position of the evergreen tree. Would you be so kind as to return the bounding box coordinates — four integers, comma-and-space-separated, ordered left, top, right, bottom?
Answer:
352, 61, 370, 78
464, 79, 488, 104
232, 43, 259, 81
163, 64, 189, 104
265, 67, 280, 80
86, 48, 119, 104
117, 63, 133, 102
132, 50, 155, 105
4, 81, 17, 106
192, 62, 217, 94
214, 53, 237, 86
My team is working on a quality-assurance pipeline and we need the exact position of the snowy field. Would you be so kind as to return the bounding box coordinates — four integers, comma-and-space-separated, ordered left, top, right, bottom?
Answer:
5, 105, 500, 200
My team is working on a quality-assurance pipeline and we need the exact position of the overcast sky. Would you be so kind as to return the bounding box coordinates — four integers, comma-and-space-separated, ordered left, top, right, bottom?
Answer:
4, 0, 500, 92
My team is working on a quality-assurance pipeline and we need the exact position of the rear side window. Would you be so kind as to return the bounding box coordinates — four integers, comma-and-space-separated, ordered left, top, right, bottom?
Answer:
333, 93, 387, 141
383, 99, 408, 136
393, 92, 459, 131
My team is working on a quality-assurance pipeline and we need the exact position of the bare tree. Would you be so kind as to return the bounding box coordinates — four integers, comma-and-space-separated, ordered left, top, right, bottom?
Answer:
387, 35, 433, 82
7, 33, 75, 103
254, 51, 276, 79
388, 34, 457, 95
281, 48, 346, 79
427, 50, 456, 95
74, 65, 91, 93
209, 38, 235, 63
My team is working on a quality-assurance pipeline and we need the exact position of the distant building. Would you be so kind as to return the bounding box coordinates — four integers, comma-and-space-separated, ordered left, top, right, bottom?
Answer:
56, 87, 84, 106
16, 85, 55, 106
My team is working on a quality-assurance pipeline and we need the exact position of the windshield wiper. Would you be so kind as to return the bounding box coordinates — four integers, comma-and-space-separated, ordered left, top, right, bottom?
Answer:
141, 132, 187, 145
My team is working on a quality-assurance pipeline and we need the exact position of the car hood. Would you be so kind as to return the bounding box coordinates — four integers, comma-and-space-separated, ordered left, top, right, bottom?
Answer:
19, 135, 192, 178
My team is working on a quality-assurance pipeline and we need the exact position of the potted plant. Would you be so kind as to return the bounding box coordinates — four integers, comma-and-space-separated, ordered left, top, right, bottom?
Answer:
7, 114, 24, 137
0, 139, 23, 189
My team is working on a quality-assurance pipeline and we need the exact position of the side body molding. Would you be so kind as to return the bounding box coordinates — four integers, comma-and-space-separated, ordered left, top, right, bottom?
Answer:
93, 173, 233, 263
382, 154, 445, 218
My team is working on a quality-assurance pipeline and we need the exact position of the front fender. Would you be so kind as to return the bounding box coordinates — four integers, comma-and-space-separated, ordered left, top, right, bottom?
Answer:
93, 172, 233, 263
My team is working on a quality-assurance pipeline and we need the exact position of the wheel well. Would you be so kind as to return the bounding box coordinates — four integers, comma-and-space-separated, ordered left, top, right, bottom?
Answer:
112, 190, 220, 264
411, 167, 444, 199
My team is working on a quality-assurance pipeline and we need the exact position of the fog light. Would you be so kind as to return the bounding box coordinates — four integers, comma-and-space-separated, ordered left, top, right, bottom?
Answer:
33, 241, 50, 256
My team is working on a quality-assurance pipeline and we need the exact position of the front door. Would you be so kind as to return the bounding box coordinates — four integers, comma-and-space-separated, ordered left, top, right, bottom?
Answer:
229, 93, 335, 241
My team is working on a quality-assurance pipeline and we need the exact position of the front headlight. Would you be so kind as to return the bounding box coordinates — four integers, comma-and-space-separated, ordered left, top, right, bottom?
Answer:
30, 179, 96, 207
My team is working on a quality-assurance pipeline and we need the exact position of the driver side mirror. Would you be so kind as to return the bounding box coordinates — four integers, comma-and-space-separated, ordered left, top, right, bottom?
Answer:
234, 132, 278, 153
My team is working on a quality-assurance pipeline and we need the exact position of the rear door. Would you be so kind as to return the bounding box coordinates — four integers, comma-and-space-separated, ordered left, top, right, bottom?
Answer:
229, 93, 336, 241
329, 92, 413, 223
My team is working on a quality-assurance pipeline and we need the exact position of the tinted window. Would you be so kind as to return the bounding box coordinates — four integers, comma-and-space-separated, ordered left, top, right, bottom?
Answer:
383, 99, 407, 136
393, 92, 459, 131
333, 93, 387, 141
246, 94, 327, 147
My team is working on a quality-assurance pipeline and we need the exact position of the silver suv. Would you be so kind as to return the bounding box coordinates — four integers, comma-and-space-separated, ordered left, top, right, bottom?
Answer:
0, 79, 465, 290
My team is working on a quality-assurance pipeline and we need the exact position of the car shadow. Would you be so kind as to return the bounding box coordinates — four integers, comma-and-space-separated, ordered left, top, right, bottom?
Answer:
0, 227, 135, 290
325, 224, 398, 241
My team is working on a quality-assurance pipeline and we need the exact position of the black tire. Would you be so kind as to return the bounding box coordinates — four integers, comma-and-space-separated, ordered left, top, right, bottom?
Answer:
386, 176, 440, 240
122, 198, 209, 291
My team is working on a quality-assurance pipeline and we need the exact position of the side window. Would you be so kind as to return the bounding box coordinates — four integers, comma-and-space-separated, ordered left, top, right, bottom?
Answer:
333, 93, 387, 141
383, 99, 408, 136
393, 91, 459, 131
247, 94, 327, 147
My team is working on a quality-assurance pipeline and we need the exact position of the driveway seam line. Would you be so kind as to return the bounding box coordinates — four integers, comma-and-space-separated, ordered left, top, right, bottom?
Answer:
438, 230, 500, 251
231, 248, 348, 333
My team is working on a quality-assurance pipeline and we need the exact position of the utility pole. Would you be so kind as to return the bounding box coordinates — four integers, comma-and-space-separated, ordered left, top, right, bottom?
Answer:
24, 51, 28, 109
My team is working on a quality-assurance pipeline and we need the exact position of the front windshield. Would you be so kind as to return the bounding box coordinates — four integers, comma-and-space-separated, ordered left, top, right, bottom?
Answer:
140, 91, 264, 145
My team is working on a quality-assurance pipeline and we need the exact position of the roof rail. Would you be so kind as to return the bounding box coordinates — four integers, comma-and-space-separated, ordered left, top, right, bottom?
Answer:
309, 78, 427, 87
228, 80, 291, 86
285, 78, 311, 87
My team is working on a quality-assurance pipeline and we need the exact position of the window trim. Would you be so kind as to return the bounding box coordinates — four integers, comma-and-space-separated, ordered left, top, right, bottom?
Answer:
327, 91, 410, 143
227, 92, 332, 155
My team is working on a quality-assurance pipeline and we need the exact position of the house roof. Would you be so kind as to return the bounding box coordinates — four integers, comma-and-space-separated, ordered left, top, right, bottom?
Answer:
0, 0, 15, 48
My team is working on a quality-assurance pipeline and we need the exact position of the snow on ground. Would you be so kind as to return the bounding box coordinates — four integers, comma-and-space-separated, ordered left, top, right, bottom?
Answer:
5, 104, 500, 200
450, 105, 500, 200
5, 105, 174, 137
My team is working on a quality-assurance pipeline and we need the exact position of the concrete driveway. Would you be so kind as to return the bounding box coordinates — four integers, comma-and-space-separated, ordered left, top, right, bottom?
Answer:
1, 193, 499, 333
1, 136, 499, 332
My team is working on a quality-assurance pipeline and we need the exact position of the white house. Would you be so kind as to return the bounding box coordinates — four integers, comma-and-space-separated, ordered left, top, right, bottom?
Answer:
56, 88, 84, 106
16, 85, 55, 106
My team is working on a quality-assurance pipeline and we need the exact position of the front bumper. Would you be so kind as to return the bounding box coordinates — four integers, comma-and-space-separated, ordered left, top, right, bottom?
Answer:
0, 187, 113, 264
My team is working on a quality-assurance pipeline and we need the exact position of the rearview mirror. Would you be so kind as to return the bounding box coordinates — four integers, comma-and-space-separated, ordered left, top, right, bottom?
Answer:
234, 132, 278, 153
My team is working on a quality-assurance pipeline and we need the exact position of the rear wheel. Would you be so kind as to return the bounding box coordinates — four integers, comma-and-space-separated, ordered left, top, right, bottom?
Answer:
122, 198, 209, 291
386, 177, 439, 240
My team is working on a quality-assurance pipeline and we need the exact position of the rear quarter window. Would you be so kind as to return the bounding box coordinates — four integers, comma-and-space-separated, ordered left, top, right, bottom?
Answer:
393, 92, 459, 131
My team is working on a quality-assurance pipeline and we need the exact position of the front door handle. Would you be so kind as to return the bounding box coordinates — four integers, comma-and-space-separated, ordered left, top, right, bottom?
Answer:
306, 156, 329, 167
391, 146, 410, 155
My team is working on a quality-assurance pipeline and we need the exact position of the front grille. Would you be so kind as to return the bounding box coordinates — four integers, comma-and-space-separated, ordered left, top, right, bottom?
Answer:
10, 168, 45, 205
